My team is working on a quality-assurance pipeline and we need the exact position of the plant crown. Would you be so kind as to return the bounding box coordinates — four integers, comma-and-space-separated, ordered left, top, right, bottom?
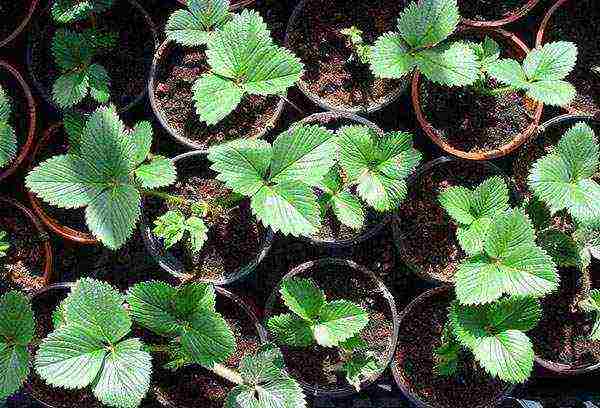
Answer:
0, 85, 16, 169
26, 105, 177, 250
35, 278, 152, 408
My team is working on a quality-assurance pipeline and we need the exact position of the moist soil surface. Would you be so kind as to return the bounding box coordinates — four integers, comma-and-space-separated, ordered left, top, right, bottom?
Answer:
395, 290, 507, 408
30, 0, 155, 112
0, 65, 30, 170
145, 163, 263, 282
152, 45, 280, 149
544, 0, 600, 115
287, 0, 405, 112
395, 160, 511, 283
0, 206, 46, 291
458, 0, 531, 22
148, 293, 263, 408
266, 262, 394, 392
0, 1, 29, 42
531, 267, 600, 369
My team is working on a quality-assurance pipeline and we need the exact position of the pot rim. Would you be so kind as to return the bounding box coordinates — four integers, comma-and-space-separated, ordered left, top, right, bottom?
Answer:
412, 26, 544, 161
147, 39, 286, 152
391, 286, 515, 408
461, 0, 541, 28
0, 61, 37, 183
0, 0, 39, 48
263, 257, 400, 398
25, 0, 158, 114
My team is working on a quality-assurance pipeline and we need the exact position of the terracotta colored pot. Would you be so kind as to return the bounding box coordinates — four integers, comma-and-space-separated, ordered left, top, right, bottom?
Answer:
176, 0, 255, 9
391, 286, 515, 408
0, 61, 37, 183
0, 0, 39, 48
412, 27, 544, 161
0, 196, 53, 289
148, 39, 285, 151
27, 123, 99, 245
461, 0, 541, 28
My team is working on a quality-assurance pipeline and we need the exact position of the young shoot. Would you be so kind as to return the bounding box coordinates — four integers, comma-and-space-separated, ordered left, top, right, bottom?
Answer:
127, 281, 306, 408
267, 277, 379, 391
340, 26, 372, 65
26, 105, 177, 250
35, 278, 152, 408
0, 85, 16, 169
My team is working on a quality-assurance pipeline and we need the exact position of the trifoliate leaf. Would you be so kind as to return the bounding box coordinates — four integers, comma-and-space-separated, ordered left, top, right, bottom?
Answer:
313, 300, 369, 348
152, 211, 187, 249
192, 73, 244, 126
238, 343, 285, 385
370, 33, 415, 79
414, 42, 479, 87
267, 314, 314, 348
135, 156, 177, 189
52, 29, 93, 71
397, 0, 459, 49
279, 278, 324, 321
166, 0, 231, 46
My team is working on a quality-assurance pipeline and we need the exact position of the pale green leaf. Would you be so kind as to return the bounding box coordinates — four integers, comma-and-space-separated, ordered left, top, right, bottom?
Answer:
280, 278, 324, 321
414, 42, 479, 87
356, 172, 407, 212
186, 216, 209, 253
330, 190, 365, 231
397, 0, 459, 49
523, 41, 578, 81
135, 156, 177, 189
370, 32, 415, 79
192, 73, 244, 126
525, 80, 576, 107
487, 58, 530, 88
313, 300, 369, 348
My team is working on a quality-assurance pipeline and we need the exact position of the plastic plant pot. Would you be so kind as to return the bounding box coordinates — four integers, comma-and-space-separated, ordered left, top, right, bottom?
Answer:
460, 0, 541, 28
0, 0, 39, 48
140, 150, 275, 285
412, 26, 544, 161
263, 258, 400, 399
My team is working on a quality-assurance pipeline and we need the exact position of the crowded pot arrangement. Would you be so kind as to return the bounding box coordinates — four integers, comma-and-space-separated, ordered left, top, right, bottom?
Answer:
0, 0, 599, 407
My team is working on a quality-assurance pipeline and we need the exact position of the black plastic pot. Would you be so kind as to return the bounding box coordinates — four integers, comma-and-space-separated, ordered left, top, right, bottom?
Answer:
147, 39, 286, 152
298, 111, 391, 249
391, 286, 515, 408
26, 0, 158, 114
263, 257, 400, 398
392, 156, 520, 286
140, 150, 274, 285
284, 0, 407, 114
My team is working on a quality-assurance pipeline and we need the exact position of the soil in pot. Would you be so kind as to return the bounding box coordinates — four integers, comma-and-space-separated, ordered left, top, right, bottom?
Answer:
395, 160, 509, 283
29, 0, 155, 112
267, 262, 394, 391
286, 0, 406, 111
457, 0, 532, 23
542, 0, 600, 115
152, 45, 280, 149
530, 267, 600, 369
0, 1, 31, 43
0, 65, 31, 171
148, 293, 263, 408
144, 169, 264, 282
394, 289, 507, 408
0, 205, 46, 291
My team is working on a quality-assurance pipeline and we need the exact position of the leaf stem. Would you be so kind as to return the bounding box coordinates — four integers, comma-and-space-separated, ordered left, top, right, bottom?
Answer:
210, 363, 245, 386
143, 189, 188, 206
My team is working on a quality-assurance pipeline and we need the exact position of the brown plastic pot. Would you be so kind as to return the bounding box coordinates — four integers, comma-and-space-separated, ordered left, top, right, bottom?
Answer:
461, 0, 541, 28
392, 286, 515, 408
27, 123, 99, 246
175, 0, 255, 10
0, 61, 37, 183
264, 258, 400, 398
0, 196, 53, 289
148, 39, 285, 152
412, 27, 544, 161
0, 0, 38, 48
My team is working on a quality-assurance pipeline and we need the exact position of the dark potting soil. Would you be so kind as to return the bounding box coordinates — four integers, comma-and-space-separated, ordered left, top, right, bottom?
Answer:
395, 160, 508, 283
0, 66, 30, 169
0, 1, 29, 42
395, 290, 507, 408
150, 293, 262, 408
457, 0, 531, 22
287, 0, 405, 111
153, 45, 280, 149
0, 206, 45, 291
146, 171, 263, 282
29, 0, 155, 112
420, 78, 536, 154
544, 0, 600, 115
267, 262, 394, 391
531, 268, 600, 369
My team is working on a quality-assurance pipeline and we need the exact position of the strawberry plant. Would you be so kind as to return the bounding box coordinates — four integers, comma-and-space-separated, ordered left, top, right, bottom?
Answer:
0, 85, 16, 169
127, 281, 306, 408
0, 291, 35, 400
340, 26, 372, 65
166, 0, 231, 46
26, 105, 177, 250
436, 177, 559, 383
267, 277, 380, 391
34, 278, 152, 408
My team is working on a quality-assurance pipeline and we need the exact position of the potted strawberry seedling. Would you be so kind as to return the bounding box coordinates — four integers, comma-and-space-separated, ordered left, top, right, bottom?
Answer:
371, 0, 578, 160
150, 3, 302, 151
27, 0, 157, 113
0, 62, 37, 183
536, 0, 600, 115
0, 196, 53, 291
26, 105, 177, 251
27, 279, 153, 408
0, 0, 38, 48
393, 157, 518, 284
127, 281, 306, 408
457, 0, 540, 28
264, 258, 399, 397
285, 0, 409, 113
393, 177, 559, 407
